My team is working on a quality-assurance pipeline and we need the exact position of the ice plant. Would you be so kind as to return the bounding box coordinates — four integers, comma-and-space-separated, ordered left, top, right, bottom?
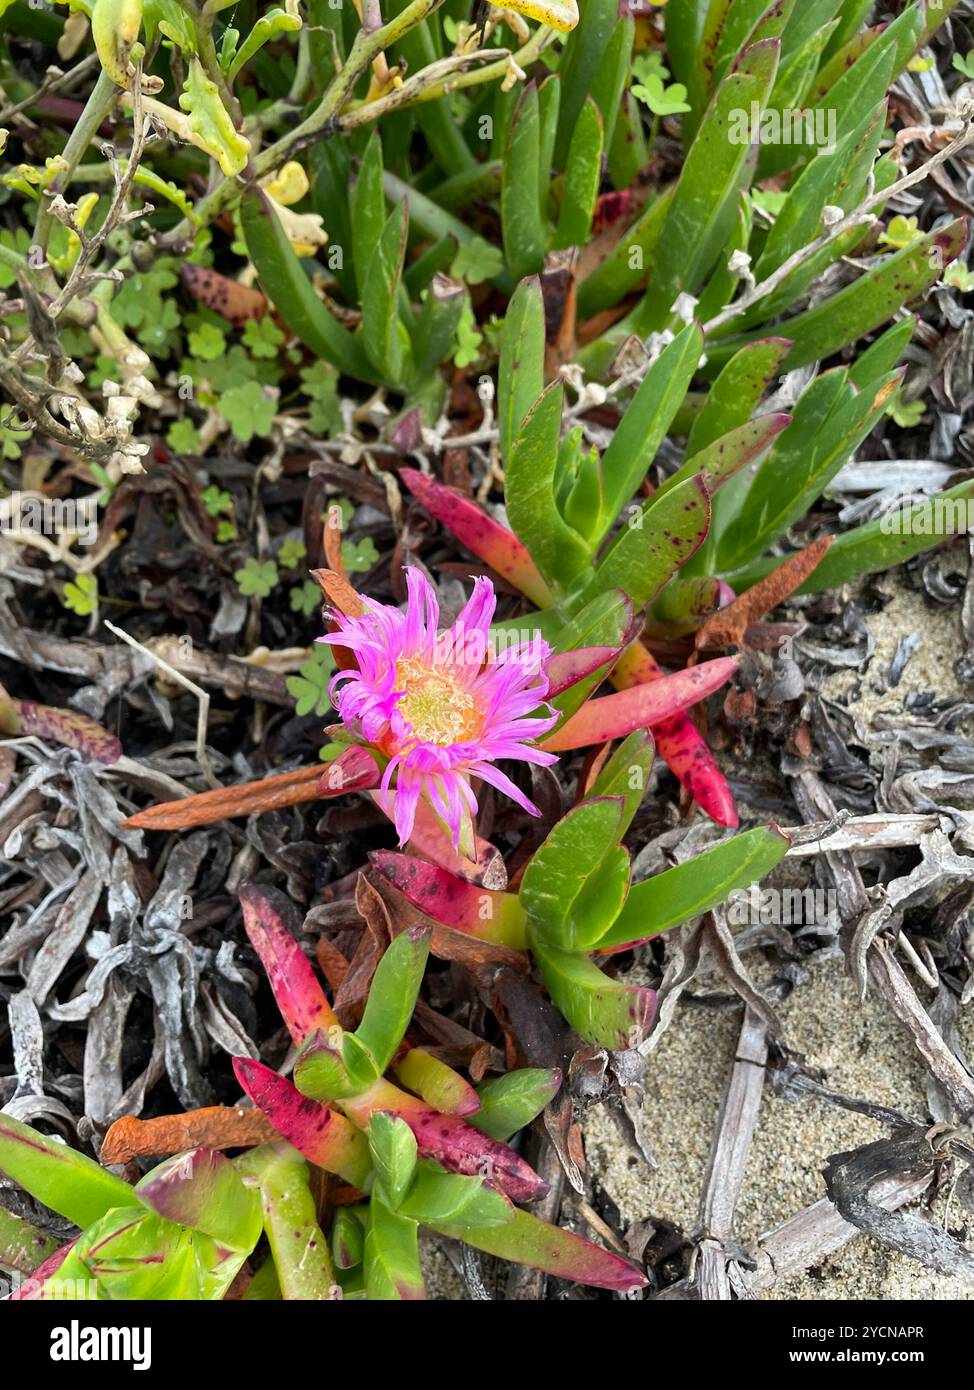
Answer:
375, 731, 791, 1048
321, 566, 560, 853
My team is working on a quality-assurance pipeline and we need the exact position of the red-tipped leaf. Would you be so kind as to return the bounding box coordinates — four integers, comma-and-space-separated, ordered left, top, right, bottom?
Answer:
239, 884, 339, 1043
543, 657, 739, 751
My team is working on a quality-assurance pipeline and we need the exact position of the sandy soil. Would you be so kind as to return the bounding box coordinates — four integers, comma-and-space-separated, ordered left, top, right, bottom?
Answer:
584, 561, 974, 1299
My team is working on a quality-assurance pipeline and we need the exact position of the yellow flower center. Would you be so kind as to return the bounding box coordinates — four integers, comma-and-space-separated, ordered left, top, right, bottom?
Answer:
395, 656, 482, 746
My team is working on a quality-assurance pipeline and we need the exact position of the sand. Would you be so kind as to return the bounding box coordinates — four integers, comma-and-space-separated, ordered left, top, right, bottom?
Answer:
583, 562, 974, 1299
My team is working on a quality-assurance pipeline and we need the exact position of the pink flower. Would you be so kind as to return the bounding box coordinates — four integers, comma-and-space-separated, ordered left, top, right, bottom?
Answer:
319, 568, 558, 848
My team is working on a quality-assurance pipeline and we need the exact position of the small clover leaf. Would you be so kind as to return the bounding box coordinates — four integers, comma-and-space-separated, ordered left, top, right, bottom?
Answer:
287, 643, 336, 717
63, 572, 98, 616
631, 73, 691, 117
242, 316, 285, 359
167, 419, 201, 453
219, 380, 277, 443
235, 557, 279, 598
450, 237, 506, 287
290, 580, 322, 616
340, 535, 379, 574
201, 484, 233, 518
277, 538, 306, 569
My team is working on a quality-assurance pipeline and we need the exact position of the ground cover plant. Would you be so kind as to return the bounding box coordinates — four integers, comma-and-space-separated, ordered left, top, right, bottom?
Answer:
3, 0, 974, 1305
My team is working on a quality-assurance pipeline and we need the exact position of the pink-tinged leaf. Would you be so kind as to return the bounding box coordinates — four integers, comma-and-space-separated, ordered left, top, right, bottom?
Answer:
544, 646, 619, 698
393, 1049, 481, 1117
370, 851, 527, 947
431, 1209, 647, 1291
612, 642, 738, 828
5, 1240, 75, 1300
343, 1080, 549, 1204
400, 467, 553, 607
316, 744, 380, 797
0, 698, 122, 764
134, 1148, 261, 1252
375, 792, 508, 889
542, 657, 739, 751
233, 1059, 371, 1189
649, 576, 736, 629
239, 884, 339, 1043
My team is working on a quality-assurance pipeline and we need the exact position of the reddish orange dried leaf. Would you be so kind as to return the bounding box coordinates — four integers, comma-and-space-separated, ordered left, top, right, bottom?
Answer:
101, 1107, 278, 1164
121, 763, 323, 830
695, 537, 833, 652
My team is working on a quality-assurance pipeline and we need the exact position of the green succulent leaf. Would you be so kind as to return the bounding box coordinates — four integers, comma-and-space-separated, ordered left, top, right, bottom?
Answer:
354, 925, 431, 1076
470, 1069, 562, 1143
520, 798, 628, 951
600, 826, 790, 950
364, 1195, 424, 1301
0, 1115, 134, 1229
368, 1113, 419, 1209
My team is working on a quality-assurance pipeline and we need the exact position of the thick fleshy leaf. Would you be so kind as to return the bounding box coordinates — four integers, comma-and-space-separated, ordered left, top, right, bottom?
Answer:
544, 646, 620, 699
0, 1204, 59, 1276
707, 221, 968, 376
331, 1208, 365, 1270
497, 276, 546, 464
370, 852, 526, 947
632, 38, 780, 335
594, 323, 704, 548
600, 826, 790, 950
368, 1113, 418, 1208
554, 96, 603, 250
232, 1058, 372, 1188
544, 591, 636, 727
237, 1145, 336, 1301
400, 1163, 513, 1228
365, 1196, 424, 1301
716, 370, 899, 572
239, 883, 339, 1044
570, 475, 710, 616
340, 1080, 549, 1204
584, 728, 655, 836
532, 938, 656, 1049
788, 482, 974, 594
399, 468, 551, 606
520, 799, 629, 951
656, 414, 792, 506
432, 1208, 647, 1291
685, 338, 793, 457
135, 1148, 262, 1253
379, 793, 507, 888
0, 697, 121, 763
241, 187, 375, 380
0, 1115, 135, 1228
361, 201, 412, 387
543, 657, 739, 751
610, 642, 738, 828
507, 382, 592, 591
315, 744, 380, 798
63, 1205, 250, 1300
393, 1050, 480, 1118
293, 1029, 354, 1104
501, 84, 546, 281
355, 925, 431, 1076
470, 1069, 562, 1143
651, 575, 735, 629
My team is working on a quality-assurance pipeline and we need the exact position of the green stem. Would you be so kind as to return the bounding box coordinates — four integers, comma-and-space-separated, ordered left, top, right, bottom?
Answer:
33, 69, 118, 253
180, 0, 443, 233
